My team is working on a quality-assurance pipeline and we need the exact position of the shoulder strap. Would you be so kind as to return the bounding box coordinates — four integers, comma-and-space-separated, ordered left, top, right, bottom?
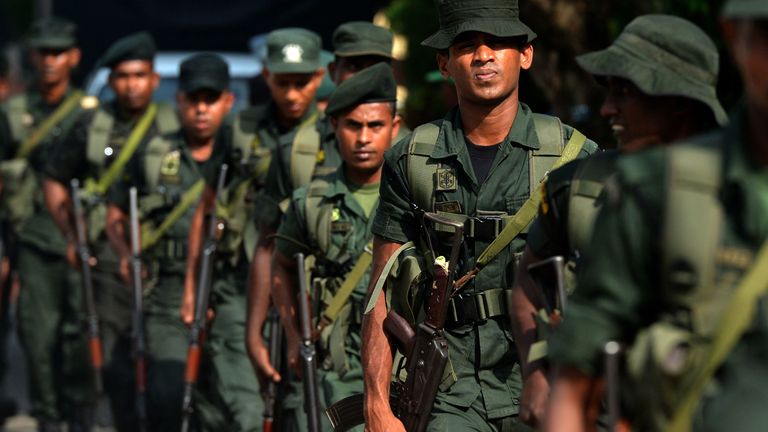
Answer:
85, 103, 158, 196
567, 151, 618, 253
289, 111, 322, 190
661, 139, 723, 294
364, 241, 417, 315
144, 134, 175, 191
85, 108, 115, 168
317, 243, 373, 332
530, 113, 565, 188
304, 178, 333, 255
15, 90, 83, 159
406, 122, 441, 211
4, 94, 29, 143
141, 178, 205, 250
154, 102, 180, 134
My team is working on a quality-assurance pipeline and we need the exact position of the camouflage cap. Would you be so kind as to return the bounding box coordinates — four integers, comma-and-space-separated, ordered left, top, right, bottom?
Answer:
266, 28, 322, 74
333, 21, 394, 59
422, 0, 536, 49
723, 0, 768, 18
179, 53, 230, 93
576, 14, 727, 126
26, 17, 77, 49
100, 32, 156, 69
325, 63, 397, 117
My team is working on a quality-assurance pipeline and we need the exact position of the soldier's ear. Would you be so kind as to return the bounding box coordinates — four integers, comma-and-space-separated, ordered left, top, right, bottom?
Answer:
67, 48, 82, 68
436, 51, 450, 80
519, 43, 533, 70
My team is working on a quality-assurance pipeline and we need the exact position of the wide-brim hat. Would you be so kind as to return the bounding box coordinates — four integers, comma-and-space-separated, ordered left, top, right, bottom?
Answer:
26, 17, 77, 50
422, 0, 536, 50
722, 0, 768, 18
576, 14, 728, 126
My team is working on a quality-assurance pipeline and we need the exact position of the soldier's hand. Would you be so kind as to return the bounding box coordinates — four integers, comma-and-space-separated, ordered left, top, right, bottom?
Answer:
248, 335, 281, 383
364, 409, 406, 432
181, 292, 195, 326
520, 367, 550, 427
118, 256, 131, 284
65, 241, 79, 270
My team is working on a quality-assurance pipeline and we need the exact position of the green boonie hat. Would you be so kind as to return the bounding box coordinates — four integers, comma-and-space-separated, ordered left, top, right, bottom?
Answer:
266, 28, 321, 74
316, 50, 336, 100
722, 0, 768, 17
422, 0, 536, 49
325, 63, 397, 117
100, 32, 156, 69
576, 14, 728, 126
333, 21, 394, 59
179, 53, 230, 93
26, 17, 77, 49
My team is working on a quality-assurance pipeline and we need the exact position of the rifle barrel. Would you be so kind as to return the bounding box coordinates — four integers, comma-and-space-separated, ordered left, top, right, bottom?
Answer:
295, 253, 322, 432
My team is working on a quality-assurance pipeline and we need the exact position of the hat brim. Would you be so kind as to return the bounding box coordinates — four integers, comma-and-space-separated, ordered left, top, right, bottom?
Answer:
421, 19, 537, 50
722, 1, 768, 18
266, 61, 321, 74
27, 37, 76, 50
180, 78, 227, 94
577, 46, 728, 126
334, 49, 394, 59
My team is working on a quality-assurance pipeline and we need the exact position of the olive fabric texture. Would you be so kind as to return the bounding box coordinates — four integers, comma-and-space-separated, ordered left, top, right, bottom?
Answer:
333, 21, 394, 59
100, 31, 156, 69
179, 53, 230, 94
325, 63, 397, 117
25, 17, 78, 49
265, 28, 322, 74
723, 0, 768, 17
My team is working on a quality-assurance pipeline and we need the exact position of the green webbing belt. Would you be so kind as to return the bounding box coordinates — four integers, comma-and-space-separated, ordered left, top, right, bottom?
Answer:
667, 238, 768, 432
317, 244, 373, 331
85, 103, 158, 196
15, 90, 83, 159
472, 130, 587, 272
141, 178, 205, 250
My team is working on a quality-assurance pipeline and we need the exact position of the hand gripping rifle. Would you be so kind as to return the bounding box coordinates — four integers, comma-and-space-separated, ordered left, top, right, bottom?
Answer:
180, 164, 228, 432
263, 307, 284, 432
295, 252, 322, 432
70, 179, 106, 406
325, 212, 464, 432
129, 187, 148, 431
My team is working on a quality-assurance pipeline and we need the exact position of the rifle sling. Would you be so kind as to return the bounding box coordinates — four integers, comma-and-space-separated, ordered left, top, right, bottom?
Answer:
141, 178, 205, 250
15, 90, 83, 159
318, 244, 373, 331
667, 237, 768, 432
85, 103, 158, 196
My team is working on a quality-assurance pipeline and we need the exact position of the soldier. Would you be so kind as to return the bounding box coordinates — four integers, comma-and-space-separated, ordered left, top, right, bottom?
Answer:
0, 17, 92, 432
545, 1, 768, 431
247, 20, 395, 388
361, 1, 597, 430
271, 63, 399, 430
42, 31, 178, 431
103, 52, 231, 431
508, 15, 727, 427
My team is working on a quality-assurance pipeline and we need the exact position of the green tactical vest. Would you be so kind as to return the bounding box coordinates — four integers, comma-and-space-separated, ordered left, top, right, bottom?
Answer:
288, 111, 332, 191
623, 135, 761, 431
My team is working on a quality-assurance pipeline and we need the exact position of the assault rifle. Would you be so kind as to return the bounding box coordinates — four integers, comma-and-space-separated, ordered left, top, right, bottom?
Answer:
70, 179, 106, 408
295, 252, 322, 432
325, 212, 464, 432
128, 187, 148, 431
180, 164, 228, 432
263, 307, 284, 432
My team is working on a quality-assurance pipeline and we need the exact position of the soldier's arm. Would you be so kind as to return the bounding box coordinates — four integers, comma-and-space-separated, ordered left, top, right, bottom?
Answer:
43, 177, 76, 241
270, 248, 301, 373
362, 236, 406, 432
246, 226, 279, 380
105, 204, 131, 282
182, 185, 215, 325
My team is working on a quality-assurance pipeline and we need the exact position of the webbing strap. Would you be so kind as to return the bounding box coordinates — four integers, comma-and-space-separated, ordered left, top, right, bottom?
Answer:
15, 90, 83, 159
667, 238, 768, 432
85, 103, 158, 196
473, 130, 587, 270
318, 244, 373, 331
364, 241, 416, 315
141, 178, 205, 250
289, 111, 322, 189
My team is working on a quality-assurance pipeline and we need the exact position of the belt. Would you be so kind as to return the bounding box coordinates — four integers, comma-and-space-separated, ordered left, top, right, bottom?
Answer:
151, 238, 186, 260
446, 288, 512, 327
434, 213, 510, 242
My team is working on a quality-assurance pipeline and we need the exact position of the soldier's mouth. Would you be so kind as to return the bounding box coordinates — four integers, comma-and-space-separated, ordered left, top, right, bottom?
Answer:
474, 70, 498, 81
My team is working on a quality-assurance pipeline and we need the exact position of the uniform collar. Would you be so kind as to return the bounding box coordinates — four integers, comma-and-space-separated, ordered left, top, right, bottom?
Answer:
320, 166, 378, 218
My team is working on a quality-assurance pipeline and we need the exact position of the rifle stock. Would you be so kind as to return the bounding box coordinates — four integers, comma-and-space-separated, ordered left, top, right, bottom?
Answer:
295, 252, 322, 432
129, 187, 148, 431
70, 179, 105, 397
180, 164, 228, 432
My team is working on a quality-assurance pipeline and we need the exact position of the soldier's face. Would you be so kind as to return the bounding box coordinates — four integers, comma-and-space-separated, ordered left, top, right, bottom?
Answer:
600, 77, 684, 152
264, 69, 324, 122
332, 102, 400, 174
176, 89, 234, 142
30, 47, 80, 86
109, 60, 159, 113
329, 55, 390, 85
437, 32, 532, 107
724, 19, 768, 114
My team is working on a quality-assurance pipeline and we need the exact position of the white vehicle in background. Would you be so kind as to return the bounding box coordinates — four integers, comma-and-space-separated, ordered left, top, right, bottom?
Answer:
84, 51, 262, 111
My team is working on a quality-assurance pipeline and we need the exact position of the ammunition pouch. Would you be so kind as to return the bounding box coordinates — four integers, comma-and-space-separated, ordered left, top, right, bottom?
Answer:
0, 159, 38, 231
311, 275, 364, 376
446, 288, 511, 328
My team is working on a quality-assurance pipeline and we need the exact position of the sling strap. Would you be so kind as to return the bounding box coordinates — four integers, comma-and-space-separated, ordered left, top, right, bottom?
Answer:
15, 90, 83, 159
454, 129, 587, 290
667, 238, 768, 432
141, 178, 205, 250
316, 243, 373, 333
85, 103, 158, 196
289, 110, 323, 190
364, 241, 417, 314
